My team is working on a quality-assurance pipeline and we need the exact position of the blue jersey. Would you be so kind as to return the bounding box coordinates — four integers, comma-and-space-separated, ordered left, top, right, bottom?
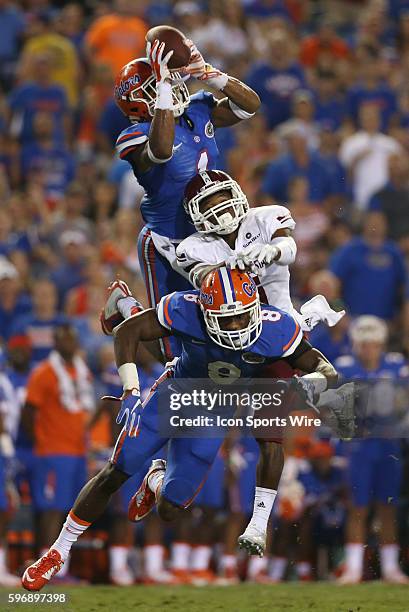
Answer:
335, 352, 408, 381
115, 91, 219, 239
157, 290, 303, 380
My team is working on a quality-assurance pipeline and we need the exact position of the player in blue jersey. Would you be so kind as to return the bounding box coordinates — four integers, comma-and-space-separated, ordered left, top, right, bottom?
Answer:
23, 268, 344, 590
113, 38, 260, 360
335, 316, 409, 585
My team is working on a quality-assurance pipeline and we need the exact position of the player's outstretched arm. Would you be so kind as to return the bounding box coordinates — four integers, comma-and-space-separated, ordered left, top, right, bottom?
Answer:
114, 309, 171, 389
181, 40, 260, 127
129, 40, 176, 172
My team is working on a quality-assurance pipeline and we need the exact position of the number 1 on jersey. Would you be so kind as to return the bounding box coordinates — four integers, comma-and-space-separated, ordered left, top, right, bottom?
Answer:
197, 150, 209, 172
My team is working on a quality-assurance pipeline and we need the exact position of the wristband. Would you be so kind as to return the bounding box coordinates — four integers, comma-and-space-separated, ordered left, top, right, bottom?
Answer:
155, 81, 173, 110
118, 363, 140, 392
270, 236, 297, 266
146, 141, 173, 164
205, 66, 229, 90
228, 99, 255, 120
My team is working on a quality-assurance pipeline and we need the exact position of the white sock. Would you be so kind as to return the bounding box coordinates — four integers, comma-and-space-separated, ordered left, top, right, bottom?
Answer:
269, 556, 287, 580
0, 547, 6, 572
147, 470, 165, 500
109, 546, 129, 574
118, 297, 141, 318
380, 544, 400, 575
248, 555, 268, 578
221, 554, 237, 572
170, 542, 191, 571
144, 544, 164, 576
246, 487, 277, 533
191, 545, 212, 571
344, 543, 364, 575
52, 511, 91, 561
296, 561, 311, 577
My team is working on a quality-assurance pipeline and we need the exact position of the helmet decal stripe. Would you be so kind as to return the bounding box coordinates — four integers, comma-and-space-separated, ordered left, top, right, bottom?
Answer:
226, 268, 237, 302
219, 267, 234, 304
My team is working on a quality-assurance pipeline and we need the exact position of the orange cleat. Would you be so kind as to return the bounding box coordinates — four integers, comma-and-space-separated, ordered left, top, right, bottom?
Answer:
190, 569, 216, 586
128, 459, 166, 522
22, 549, 64, 591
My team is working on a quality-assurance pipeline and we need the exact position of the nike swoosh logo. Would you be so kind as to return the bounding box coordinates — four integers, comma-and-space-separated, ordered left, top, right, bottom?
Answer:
24, 573, 35, 582
173, 143, 182, 152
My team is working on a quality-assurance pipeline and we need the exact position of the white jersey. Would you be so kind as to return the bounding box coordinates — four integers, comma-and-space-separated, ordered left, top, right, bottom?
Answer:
176, 205, 296, 314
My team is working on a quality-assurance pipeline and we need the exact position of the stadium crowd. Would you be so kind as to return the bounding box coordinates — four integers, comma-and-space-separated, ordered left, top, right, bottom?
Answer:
0, 0, 409, 587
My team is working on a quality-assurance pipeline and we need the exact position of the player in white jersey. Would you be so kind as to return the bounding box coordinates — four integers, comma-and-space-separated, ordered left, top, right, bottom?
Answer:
176, 170, 343, 332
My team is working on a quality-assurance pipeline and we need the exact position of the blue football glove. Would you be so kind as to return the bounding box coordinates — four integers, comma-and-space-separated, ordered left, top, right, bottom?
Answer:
102, 389, 142, 437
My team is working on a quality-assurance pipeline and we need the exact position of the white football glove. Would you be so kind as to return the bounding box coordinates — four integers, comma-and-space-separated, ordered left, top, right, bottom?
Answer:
181, 39, 228, 89
243, 244, 280, 266
229, 244, 279, 273
148, 39, 174, 84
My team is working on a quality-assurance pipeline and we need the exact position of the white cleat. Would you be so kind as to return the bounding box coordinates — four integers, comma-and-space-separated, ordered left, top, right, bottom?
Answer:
336, 571, 362, 585
0, 571, 21, 586
110, 566, 134, 586
238, 527, 266, 557
318, 382, 357, 440
383, 570, 409, 584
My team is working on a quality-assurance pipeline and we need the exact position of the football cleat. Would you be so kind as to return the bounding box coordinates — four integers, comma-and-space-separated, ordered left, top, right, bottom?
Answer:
317, 382, 358, 440
128, 458, 166, 522
100, 280, 141, 336
336, 570, 362, 585
22, 549, 64, 591
110, 566, 135, 586
382, 570, 409, 584
0, 571, 20, 587
238, 526, 266, 557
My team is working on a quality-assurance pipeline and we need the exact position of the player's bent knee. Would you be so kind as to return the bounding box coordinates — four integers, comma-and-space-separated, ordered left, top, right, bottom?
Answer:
157, 496, 182, 522
160, 476, 197, 515
95, 462, 129, 494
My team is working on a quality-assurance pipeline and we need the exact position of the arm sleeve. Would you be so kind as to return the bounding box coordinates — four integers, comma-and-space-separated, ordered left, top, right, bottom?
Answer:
115, 124, 149, 160
284, 338, 312, 367
156, 291, 205, 338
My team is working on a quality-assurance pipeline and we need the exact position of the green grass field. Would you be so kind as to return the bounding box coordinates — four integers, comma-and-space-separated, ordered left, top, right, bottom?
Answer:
1, 583, 409, 612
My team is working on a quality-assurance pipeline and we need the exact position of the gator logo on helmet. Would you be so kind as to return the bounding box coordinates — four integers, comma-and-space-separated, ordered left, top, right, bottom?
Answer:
243, 279, 257, 298
199, 291, 214, 306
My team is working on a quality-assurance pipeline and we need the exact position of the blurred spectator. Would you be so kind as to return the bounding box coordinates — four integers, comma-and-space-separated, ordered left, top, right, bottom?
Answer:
84, 0, 148, 76
300, 18, 349, 69
12, 279, 66, 365
50, 231, 88, 306
19, 11, 79, 107
339, 103, 401, 211
245, 29, 306, 128
261, 127, 335, 206
277, 90, 320, 151
368, 152, 409, 245
22, 323, 94, 561
20, 111, 76, 203
55, 3, 86, 54
8, 52, 70, 144
346, 45, 398, 131
307, 269, 351, 362
190, 0, 249, 70
329, 211, 406, 320
0, 0, 26, 89
50, 182, 94, 247
312, 69, 347, 131
0, 258, 31, 342
336, 316, 409, 584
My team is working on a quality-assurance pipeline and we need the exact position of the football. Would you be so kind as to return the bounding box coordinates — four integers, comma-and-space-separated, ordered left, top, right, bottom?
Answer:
145, 25, 191, 70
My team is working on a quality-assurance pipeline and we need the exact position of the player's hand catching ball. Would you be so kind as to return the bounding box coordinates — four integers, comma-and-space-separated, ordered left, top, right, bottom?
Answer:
148, 39, 174, 84
181, 39, 228, 89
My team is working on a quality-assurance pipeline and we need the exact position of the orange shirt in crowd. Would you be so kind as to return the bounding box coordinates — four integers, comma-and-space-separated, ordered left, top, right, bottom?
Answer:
26, 361, 88, 457
300, 36, 349, 67
85, 14, 148, 75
